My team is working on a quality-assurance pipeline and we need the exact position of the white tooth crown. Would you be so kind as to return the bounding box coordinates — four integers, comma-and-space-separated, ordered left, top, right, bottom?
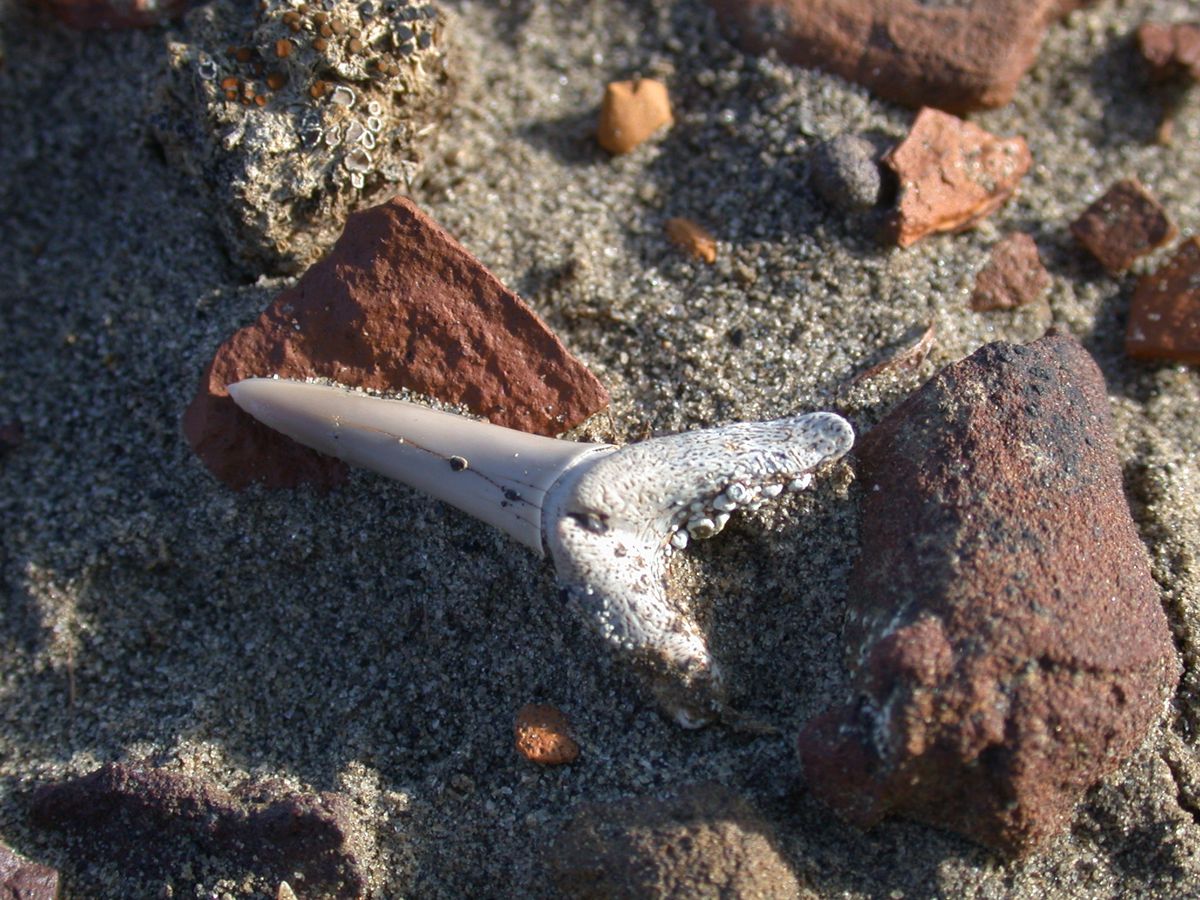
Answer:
228, 378, 854, 728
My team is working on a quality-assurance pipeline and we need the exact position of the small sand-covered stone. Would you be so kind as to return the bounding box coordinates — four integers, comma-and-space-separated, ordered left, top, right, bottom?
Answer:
797, 331, 1180, 855
809, 133, 882, 212
971, 232, 1050, 311
152, 0, 451, 275
1070, 179, 1176, 274
1138, 21, 1200, 83
596, 79, 672, 155
884, 108, 1031, 248
183, 197, 611, 491
0, 841, 59, 900
1127, 236, 1200, 364
514, 704, 580, 765
709, 0, 1087, 114
550, 784, 807, 898
664, 217, 717, 263
30, 762, 370, 896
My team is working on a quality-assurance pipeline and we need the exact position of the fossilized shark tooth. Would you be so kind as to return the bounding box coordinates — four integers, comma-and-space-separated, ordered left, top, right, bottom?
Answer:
229, 378, 854, 727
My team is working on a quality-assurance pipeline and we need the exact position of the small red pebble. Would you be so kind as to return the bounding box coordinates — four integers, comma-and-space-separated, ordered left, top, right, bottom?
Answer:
596, 79, 673, 155
1138, 21, 1200, 83
1070, 179, 1176, 274
970, 233, 1050, 311
1126, 237, 1200, 364
665, 217, 717, 263
514, 704, 579, 766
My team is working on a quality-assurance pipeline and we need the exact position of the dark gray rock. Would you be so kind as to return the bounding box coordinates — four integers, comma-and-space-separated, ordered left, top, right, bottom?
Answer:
809, 133, 882, 212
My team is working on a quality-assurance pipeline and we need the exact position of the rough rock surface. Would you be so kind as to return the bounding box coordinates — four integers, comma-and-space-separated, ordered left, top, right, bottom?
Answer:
30, 762, 369, 898
884, 108, 1031, 248
183, 197, 611, 490
0, 841, 59, 900
1127, 236, 1200, 364
595, 78, 673, 155
708, 0, 1090, 114
550, 784, 806, 898
35, 0, 190, 28
1138, 21, 1200, 83
797, 331, 1180, 855
971, 232, 1050, 311
151, 0, 451, 275
1070, 178, 1176, 274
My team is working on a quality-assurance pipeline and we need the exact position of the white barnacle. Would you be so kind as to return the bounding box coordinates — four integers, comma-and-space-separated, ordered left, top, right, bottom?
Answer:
227, 379, 853, 728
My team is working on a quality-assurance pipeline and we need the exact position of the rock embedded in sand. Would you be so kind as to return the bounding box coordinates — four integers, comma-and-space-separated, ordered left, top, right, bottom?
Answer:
664, 217, 717, 263
31, 762, 369, 897
34, 0, 189, 28
1138, 21, 1200, 83
708, 0, 1091, 114
550, 784, 807, 898
514, 704, 580, 765
884, 108, 1032, 248
809, 133, 882, 213
0, 841, 59, 900
184, 197, 610, 491
1070, 179, 1176, 274
596, 79, 672, 155
1126, 236, 1200, 364
796, 331, 1180, 855
151, 0, 451, 275
970, 232, 1050, 311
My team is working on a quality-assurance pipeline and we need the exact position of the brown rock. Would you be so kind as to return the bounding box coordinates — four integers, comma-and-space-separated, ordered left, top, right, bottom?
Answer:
184, 197, 610, 490
709, 0, 1091, 114
34, 0, 190, 29
514, 703, 580, 765
596, 79, 673, 155
1126, 237, 1200, 364
550, 784, 807, 899
30, 762, 369, 897
664, 217, 717, 264
1070, 179, 1176, 274
1138, 21, 1200, 83
884, 108, 1032, 248
797, 332, 1179, 855
971, 233, 1050, 311
0, 841, 59, 900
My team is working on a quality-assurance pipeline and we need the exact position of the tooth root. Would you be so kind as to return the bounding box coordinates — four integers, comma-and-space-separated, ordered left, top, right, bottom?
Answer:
228, 378, 614, 554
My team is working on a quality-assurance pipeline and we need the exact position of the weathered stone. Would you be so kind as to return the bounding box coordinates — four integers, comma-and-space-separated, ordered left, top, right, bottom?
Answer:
550, 784, 807, 899
151, 0, 451, 275
809, 134, 882, 213
797, 331, 1179, 855
35, 0, 188, 28
1138, 21, 1200, 83
596, 79, 672, 155
971, 232, 1050, 311
1070, 179, 1176, 274
709, 0, 1091, 114
884, 108, 1031, 248
1126, 237, 1200, 364
514, 704, 580, 766
184, 197, 610, 491
30, 762, 369, 897
0, 841, 59, 900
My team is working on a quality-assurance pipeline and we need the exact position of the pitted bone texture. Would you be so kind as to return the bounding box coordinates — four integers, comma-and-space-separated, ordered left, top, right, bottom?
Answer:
796, 332, 1179, 855
545, 412, 853, 726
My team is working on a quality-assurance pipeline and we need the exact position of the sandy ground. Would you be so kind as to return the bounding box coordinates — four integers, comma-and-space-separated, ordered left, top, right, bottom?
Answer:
2, 0, 1200, 896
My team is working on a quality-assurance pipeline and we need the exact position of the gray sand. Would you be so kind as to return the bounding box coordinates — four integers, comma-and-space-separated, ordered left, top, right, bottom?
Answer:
2, 0, 1200, 896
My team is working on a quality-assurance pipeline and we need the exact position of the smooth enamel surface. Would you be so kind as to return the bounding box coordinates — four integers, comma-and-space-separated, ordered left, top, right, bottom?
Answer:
228, 378, 614, 553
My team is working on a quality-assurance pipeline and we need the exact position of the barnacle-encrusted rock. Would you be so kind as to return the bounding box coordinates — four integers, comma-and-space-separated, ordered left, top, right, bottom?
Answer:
550, 784, 808, 898
152, 0, 451, 275
797, 331, 1179, 855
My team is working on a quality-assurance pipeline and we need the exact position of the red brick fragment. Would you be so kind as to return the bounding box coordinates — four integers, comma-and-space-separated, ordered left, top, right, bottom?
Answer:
0, 841, 58, 900
1126, 237, 1200, 364
1070, 179, 1176, 274
709, 0, 1094, 114
884, 109, 1032, 248
971, 233, 1050, 311
184, 198, 611, 491
1138, 21, 1200, 83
